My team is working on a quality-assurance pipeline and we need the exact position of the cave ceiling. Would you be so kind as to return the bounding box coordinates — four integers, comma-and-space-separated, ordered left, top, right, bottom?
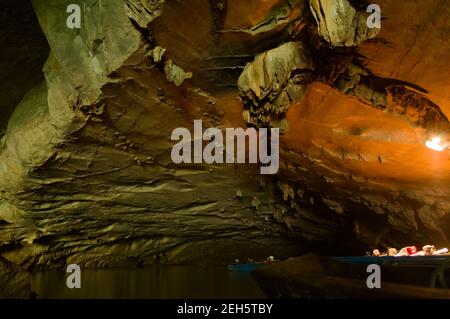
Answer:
0, 0, 449, 269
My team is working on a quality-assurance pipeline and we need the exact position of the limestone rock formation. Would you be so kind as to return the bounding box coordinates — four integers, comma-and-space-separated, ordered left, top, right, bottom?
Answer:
309, 0, 380, 47
238, 41, 314, 130
0, 257, 31, 298
0, 0, 450, 285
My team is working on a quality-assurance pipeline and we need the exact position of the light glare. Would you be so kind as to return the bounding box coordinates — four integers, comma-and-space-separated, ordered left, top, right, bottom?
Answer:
425, 137, 445, 152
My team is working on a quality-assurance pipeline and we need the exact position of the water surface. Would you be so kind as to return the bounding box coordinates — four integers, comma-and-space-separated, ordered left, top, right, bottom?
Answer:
31, 266, 265, 299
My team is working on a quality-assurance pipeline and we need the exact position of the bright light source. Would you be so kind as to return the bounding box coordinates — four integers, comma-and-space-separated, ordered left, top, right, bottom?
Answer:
432, 137, 441, 144
425, 137, 445, 152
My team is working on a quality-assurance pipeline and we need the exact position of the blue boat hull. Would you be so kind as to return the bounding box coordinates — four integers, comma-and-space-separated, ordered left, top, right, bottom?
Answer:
227, 263, 264, 272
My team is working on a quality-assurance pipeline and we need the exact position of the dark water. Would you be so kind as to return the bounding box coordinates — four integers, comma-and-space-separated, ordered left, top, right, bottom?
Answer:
31, 266, 266, 299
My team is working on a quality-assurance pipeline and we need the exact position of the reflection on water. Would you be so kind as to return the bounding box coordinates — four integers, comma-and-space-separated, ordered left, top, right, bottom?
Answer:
31, 266, 265, 299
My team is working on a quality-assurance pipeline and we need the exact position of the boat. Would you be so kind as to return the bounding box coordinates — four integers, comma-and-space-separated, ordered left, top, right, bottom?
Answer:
251, 254, 450, 298
228, 256, 277, 272
227, 262, 265, 272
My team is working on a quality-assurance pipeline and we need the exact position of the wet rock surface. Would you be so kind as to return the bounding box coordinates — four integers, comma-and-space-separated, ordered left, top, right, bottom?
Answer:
0, 256, 31, 298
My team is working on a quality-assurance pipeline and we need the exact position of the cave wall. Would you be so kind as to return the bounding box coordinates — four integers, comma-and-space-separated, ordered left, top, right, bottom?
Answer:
0, 0, 49, 131
0, 0, 449, 271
